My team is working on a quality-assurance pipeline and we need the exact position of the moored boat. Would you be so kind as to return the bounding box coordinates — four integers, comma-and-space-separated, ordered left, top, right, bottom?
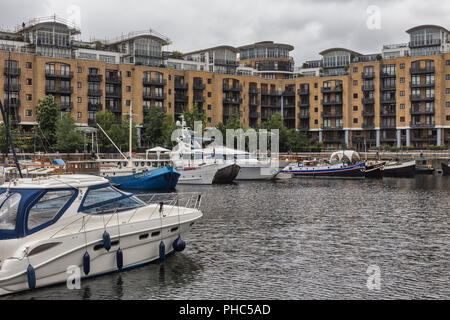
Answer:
441, 162, 450, 176
364, 162, 385, 179
383, 161, 416, 178
0, 175, 203, 296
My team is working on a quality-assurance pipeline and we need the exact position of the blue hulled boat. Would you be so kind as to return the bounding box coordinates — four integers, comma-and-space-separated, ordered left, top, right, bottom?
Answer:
101, 166, 180, 190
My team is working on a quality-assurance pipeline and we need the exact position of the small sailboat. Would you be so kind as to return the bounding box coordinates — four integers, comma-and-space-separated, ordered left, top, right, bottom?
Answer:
96, 105, 179, 190
383, 160, 416, 178
0, 175, 202, 295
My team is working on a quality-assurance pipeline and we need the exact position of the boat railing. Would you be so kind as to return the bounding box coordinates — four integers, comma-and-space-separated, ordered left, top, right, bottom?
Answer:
135, 193, 203, 211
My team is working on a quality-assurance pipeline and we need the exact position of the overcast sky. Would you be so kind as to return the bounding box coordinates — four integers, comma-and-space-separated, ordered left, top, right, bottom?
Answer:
1, 0, 450, 64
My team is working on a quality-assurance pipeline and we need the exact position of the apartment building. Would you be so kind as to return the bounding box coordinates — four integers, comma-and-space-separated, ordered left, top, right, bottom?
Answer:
1, 17, 450, 149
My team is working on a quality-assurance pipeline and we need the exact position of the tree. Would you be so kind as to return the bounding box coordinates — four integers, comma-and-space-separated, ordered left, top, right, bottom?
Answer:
261, 113, 290, 152
35, 95, 59, 150
215, 114, 242, 137
183, 103, 207, 131
142, 106, 175, 148
169, 51, 183, 59
286, 130, 309, 152
95, 111, 116, 151
55, 113, 84, 153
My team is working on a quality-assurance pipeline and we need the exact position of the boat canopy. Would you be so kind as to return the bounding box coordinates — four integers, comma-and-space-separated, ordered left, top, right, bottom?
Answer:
330, 151, 361, 163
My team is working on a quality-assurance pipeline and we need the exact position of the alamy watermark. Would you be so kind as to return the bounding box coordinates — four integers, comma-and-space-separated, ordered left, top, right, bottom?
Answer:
366, 5, 381, 30
366, 265, 381, 291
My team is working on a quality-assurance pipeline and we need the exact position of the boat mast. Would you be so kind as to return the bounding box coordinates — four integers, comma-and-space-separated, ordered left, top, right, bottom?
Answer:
129, 103, 133, 168
0, 99, 22, 178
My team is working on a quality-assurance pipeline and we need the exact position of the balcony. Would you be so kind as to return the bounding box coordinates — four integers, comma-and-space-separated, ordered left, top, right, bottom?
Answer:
409, 39, 441, 48
380, 84, 396, 91
362, 123, 375, 129
105, 75, 122, 84
88, 103, 103, 111
298, 124, 310, 131
175, 95, 188, 102
261, 90, 281, 96
5, 99, 21, 108
380, 97, 396, 104
249, 88, 260, 94
193, 82, 206, 90
174, 82, 188, 90
321, 99, 343, 106
45, 70, 74, 79
410, 67, 435, 75
380, 72, 396, 78
321, 112, 343, 118
88, 74, 103, 82
283, 90, 296, 97
105, 90, 122, 98
46, 86, 73, 95
321, 86, 343, 94
410, 122, 435, 128
3, 67, 21, 76
410, 94, 434, 102
261, 102, 281, 108
223, 85, 243, 92
362, 110, 375, 117
223, 97, 243, 105
283, 114, 296, 120
107, 105, 122, 113
362, 72, 375, 79
298, 88, 310, 95
88, 89, 103, 97
193, 96, 205, 103
249, 112, 259, 119
321, 125, 343, 131
60, 101, 73, 110
143, 93, 166, 100
410, 82, 435, 89
362, 97, 375, 105
214, 59, 239, 67
298, 101, 310, 107
249, 100, 259, 106
298, 111, 310, 119
362, 85, 375, 91
143, 78, 167, 86
4, 83, 21, 91
380, 110, 396, 117
380, 123, 397, 129
410, 108, 434, 115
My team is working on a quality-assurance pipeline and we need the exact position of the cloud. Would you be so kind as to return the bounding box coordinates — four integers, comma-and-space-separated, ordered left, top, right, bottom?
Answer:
2, 0, 450, 64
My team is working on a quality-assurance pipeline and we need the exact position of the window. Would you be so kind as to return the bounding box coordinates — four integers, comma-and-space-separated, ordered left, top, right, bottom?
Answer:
314, 107, 318, 113
26, 109, 32, 117
446, 102, 450, 108
400, 104, 405, 109
78, 67, 82, 73
208, 92, 212, 97
447, 115, 450, 121
353, 67, 358, 73
126, 86, 131, 92
400, 77, 405, 83
400, 91, 405, 97
27, 191, 75, 230
26, 78, 32, 86
353, 118, 358, 124
353, 93, 358, 99
168, 89, 171, 95
81, 187, 144, 214
126, 71, 131, 77
446, 88, 450, 94
400, 63, 405, 69
207, 117, 212, 123
126, 100, 131, 106
208, 105, 211, 110
0, 193, 21, 230
400, 117, 405, 122
77, 97, 82, 103
77, 82, 82, 89
26, 62, 32, 69
447, 60, 450, 66
353, 80, 358, 86
314, 119, 318, 125
314, 96, 318, 101
26, 94, 32, 102
353, 106, 358, 111
314, 83, 318, 89
447, 75, 450, 81
77, 112, 82, 119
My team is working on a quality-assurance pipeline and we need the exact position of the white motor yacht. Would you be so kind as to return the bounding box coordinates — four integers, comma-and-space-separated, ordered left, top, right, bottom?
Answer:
0, 175, 203, 296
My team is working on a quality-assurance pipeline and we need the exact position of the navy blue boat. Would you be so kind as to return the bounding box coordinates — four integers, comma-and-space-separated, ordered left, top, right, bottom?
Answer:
102, 166, 180, 190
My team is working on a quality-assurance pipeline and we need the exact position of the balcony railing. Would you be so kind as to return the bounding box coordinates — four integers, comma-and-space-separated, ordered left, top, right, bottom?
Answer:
380, 97, 396, 104
362, 110, 375, 117
174, 82, 188, 90
362, 85, 375, 91
5, 99, 21, 108
60, 101, 74, 110
88, 103, 102, 111
380, 72, 396, 78
362, 123, 375, 129
409, 39, 441, 48
409, 82, 435, 88
249, 112, 260, 119
410, 67, 435, 75
46, 86, 73, 94
174, 95, 188, 102
298, 111, 310, 119
3, 67, 21, 76
362, 72, 375, 79
214, 59, 239, 67
321, 125, 343, 131
193, 96, 205, 103
380, 123, 397, 129
410, 94, 435, 102
261, 102, 281, 108
321, 99, 343, 106
88, 74, 103, 82
107, 105, 122, 113
381, 84, 396, 91
105, 75, 122, 84
249, 88, 260, 94
362, 97, 375, 105
249, 100, 259, 106
45, 70, 74, 79
321, 86, 343, 93
105, 90, 122, 98
380, 110, 396, 117
261, 90, 281, 96
4, 83, 21, 91
321, 112, 343, 118
193, 82, 206, 90
410, 108, 434, 115
143, 93, 166, 100
223, 98, 243, 105
409, 122, 435, 128
88, 89, 103, 97
283, 90, 296, 96
298, 101, 310, 107
223, 85, 243, 92
143, 78, 167, 86
298, 88, 310, 95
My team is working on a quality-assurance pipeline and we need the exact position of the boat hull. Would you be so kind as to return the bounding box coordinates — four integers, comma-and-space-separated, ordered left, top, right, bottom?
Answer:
235, 164, 281, 180
107, 166, 179, 190
283, 163, 365, 179
213, 164, 240, 184
441, 162, 450, 176
383, 161, 416, 178
364, 162, 385, 179
176, 164, 218, 185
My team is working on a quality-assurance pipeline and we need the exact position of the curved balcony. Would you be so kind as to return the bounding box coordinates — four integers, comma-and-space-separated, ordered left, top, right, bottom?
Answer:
88, 74, 103, 82
321, 86, 343, 94
143, 78, 167, 86
45, 70, 74, 79
410, 67, 435, 75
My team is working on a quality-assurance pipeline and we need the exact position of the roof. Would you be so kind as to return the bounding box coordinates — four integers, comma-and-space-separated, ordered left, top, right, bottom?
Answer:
406, 25, 450, 34
319, 48, 361, 56
183, 45, 239, 57
237, 41, 294, 51
1, 175, 109, 189
102, 30, 171, 46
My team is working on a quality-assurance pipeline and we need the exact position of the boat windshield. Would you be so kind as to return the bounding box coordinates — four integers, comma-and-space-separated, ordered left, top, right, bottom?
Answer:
0, 192, 21, 230
80, 186, 146, 214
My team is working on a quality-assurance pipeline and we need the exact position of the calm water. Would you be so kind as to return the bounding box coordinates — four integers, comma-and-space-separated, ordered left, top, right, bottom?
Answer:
4, 175, 450, 300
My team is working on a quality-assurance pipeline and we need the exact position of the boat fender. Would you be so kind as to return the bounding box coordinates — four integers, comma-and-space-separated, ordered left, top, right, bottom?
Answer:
83, 252, 90, 275
159, 241, 166, 261
103, 231, 111, 251
116, 249, 123, 271
27, 264, 36, 290
172, 236, 186, 252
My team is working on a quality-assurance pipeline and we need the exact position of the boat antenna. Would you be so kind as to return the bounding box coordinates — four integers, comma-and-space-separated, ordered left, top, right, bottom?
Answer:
128, 103, 133, 168
0, 99, 22, 178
